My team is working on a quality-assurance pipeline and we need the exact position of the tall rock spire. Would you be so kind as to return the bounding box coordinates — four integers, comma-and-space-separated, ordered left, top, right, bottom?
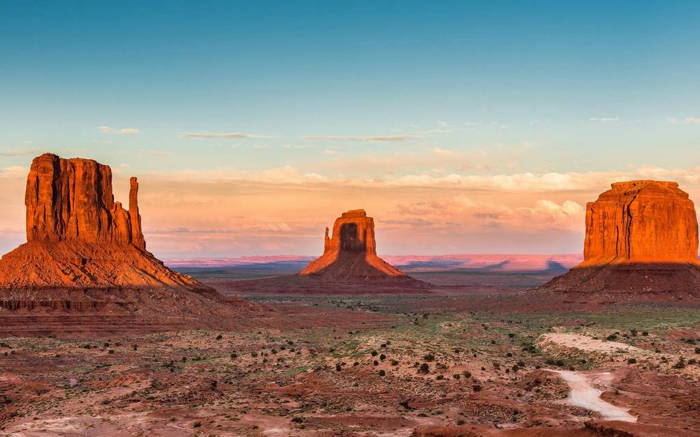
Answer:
129, 177, 146, 250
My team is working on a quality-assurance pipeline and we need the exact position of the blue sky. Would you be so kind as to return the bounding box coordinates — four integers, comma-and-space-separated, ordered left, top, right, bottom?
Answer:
0, 1, 699, 257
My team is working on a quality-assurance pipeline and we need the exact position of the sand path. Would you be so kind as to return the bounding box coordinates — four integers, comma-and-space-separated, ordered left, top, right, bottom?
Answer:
551, 370, 636, 422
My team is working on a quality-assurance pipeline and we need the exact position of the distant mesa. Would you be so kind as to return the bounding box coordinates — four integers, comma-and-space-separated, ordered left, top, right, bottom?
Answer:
541, 180, 700, 294
300, 209, 406, 280
0, 153, 206, 291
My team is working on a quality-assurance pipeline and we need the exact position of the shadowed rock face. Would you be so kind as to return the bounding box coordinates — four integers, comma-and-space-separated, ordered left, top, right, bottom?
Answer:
299, 209, 405, 279
582, 180, 698, 266
0, 153, 207, 291
541, 180, 700, 294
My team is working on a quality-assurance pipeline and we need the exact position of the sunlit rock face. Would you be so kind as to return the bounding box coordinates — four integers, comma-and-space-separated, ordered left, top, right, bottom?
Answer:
582, 180, 698, 266
540, 180, 700, 294
299, 209, 405, 279
25, 153, 146, 249
0, 153, 206, 290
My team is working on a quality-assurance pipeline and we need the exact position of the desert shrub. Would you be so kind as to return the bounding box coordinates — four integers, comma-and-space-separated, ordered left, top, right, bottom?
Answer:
453, 374, 460, 379
606, 334, 618, 341
642, 331, 649, 336
380, 354, 386, 360
423, 353, 435, 362
215, 334, 222, 340
373, 360, 379, 366
418, 363, 430, 374
291, 416, 304, 423
695, 347, 700, 354
473, 385, 482, 392
436, 375, 444, 380
627, 358, 637, 364
132, 344, 138, 351
335, 363, 342, 372
673, 358, 686, 369
378, 370, 386, 376
462, 370, 471, 378
390, 360, 399, 366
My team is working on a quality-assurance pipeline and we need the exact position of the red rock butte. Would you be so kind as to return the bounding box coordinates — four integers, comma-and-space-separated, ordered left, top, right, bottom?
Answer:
0, 153, 207, 291
542, 180, 700, 294
300, 209, 405, 280
582, 180, 699, 266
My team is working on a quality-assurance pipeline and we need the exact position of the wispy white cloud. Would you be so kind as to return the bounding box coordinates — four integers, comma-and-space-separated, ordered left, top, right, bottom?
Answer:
180, 132, 272, 139
302, 135, 417, 142
0, 148, 41, 157
99, 126, 140, 135
589, 117, 619, 123
668, 116, 700, 125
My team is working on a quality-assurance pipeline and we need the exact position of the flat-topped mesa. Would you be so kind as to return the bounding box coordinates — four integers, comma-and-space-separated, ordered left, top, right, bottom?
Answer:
582, 180, 699, 266
300, 209, 404, 279
540, 180, 700, 294
25, 153, 146, 250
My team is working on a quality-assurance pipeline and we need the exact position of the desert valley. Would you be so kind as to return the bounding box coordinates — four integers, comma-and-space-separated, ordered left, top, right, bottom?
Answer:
0, 154, 698, 437
2, 3, 700, 437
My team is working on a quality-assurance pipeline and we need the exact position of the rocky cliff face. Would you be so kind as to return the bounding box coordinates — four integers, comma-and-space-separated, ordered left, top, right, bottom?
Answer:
25, 153, 146, 249
541, 180, 700, 294
582, 180, 698, 266
0, 153, 207, 291
300, 209, 405, 279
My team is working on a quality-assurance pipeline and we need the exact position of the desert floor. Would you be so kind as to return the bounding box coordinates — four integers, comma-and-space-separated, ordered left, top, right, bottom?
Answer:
1, 270, 699, 436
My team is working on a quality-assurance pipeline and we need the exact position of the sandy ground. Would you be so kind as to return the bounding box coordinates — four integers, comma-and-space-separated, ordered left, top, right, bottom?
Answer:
538, 333, 647, 355
550, 370, 636, 422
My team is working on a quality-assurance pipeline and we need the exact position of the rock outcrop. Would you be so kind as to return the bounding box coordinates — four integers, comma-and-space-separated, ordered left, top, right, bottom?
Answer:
0, 153, 207, 291
299, 209, 406, 280
541, 180, 700, 294
581, 180, 698, 266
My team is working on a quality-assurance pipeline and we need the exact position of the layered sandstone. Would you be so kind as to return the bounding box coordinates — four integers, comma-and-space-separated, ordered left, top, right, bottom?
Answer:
300, 209, 405, 280
0, 153, 206, 291
542, 180, 700, 294
581, 180, 698, 266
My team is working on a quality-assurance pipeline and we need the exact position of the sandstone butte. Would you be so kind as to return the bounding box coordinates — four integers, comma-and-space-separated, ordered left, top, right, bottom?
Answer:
0, 153, 207, 291
581, 180, 699, 266
300, 209, 406, 280
542, 180, 700, 293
